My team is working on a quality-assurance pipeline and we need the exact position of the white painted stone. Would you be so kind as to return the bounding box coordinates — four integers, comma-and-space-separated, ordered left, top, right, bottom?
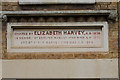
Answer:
0, 10, 117, 17
7, 22, 109, 53
19, 0, 95, 5
2, 59, 118, 78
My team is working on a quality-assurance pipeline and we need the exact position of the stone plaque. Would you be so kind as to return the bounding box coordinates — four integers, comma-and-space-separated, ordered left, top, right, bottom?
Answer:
7, 22, 108, 52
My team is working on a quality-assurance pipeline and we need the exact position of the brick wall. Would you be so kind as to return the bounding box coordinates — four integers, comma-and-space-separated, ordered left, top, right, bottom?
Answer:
2, 2, 118, 11
118, 2, 120, 55
1, 2, 119, 59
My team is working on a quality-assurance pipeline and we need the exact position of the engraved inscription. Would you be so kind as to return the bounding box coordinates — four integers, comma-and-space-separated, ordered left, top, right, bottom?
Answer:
12, 28, 102, 48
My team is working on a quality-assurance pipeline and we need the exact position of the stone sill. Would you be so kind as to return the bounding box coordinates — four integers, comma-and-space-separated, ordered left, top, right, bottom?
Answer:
0, 10, 116, 16
0, 10, 117, 21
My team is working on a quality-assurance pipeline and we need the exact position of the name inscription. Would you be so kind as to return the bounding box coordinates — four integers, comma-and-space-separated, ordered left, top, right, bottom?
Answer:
12, 28, 102, 48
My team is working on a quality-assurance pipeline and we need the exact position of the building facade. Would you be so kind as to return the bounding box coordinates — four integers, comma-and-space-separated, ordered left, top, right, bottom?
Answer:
1, 0, 120, 79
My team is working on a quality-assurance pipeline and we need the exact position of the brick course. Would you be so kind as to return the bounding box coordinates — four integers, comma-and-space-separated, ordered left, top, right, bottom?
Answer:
2, 2, 118, 11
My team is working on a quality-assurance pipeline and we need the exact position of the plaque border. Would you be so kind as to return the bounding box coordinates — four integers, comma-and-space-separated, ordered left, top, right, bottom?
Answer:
7, 22, 109, 53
